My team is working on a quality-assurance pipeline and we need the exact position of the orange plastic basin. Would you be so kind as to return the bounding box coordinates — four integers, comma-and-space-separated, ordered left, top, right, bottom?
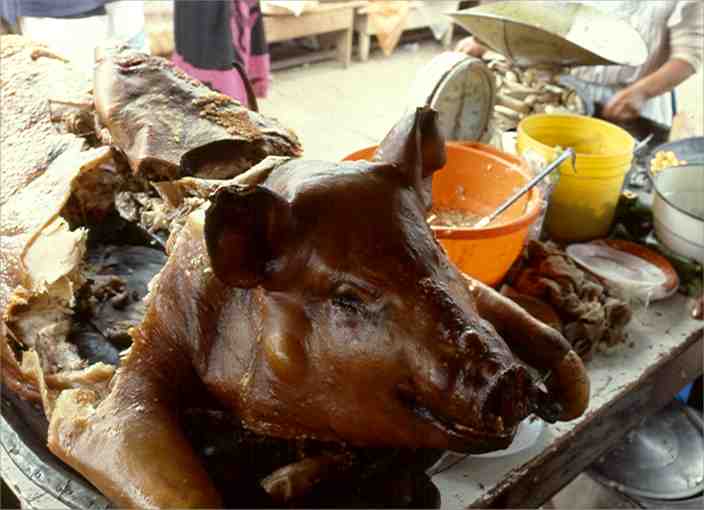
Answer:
344, 142, 541, 286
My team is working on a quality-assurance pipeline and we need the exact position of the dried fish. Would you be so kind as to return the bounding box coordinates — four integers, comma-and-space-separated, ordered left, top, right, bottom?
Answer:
496, 93, 532, 115
495, 105, 524, 121
482, 55, 587, 133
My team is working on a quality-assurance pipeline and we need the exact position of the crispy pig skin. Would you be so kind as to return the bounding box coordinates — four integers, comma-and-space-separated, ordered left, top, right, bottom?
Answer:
1, 142, 113, 407
93, 47, 302, 181
1, 35, 114, 407
0, 36, 92, 207
0, 36, 96, 313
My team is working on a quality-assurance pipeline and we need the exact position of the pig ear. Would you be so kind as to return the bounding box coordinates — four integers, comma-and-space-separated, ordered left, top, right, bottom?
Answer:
373, 106, 446, 208
204, 184, 293, 288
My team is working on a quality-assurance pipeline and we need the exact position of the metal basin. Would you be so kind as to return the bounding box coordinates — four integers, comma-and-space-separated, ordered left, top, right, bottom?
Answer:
651, 137, 704, 167
448, 1, 647, 68
590, 400, 704, 500
652, 164, 704, 264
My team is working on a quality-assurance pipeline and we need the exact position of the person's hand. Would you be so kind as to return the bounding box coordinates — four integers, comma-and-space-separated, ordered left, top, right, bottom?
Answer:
455, 36, 487, 58
602, 83, 648, 122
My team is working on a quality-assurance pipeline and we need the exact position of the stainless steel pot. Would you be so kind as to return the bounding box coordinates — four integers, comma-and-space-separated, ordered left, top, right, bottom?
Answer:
652, 164, 704, 264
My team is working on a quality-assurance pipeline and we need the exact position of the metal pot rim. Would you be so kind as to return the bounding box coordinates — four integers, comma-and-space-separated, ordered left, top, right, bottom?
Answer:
652, 164, 704, 222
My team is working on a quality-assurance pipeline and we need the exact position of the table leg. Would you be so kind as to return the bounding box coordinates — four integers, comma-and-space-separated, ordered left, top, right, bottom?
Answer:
336, 28, 352, 68
442, 24, 454, 49
358, 32, 371, 61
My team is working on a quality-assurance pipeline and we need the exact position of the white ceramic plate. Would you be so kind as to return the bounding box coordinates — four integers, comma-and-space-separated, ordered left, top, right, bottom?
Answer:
470, 417, 545, 459
566, 242, 678, 302
426, 417, 545, 477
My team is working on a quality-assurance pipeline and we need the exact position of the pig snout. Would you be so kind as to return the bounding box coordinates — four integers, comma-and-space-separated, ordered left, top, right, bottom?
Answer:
481, 365, 532, 430
402, 318, 564, 453
456, 356, 560, 433
454, 356, 536, 432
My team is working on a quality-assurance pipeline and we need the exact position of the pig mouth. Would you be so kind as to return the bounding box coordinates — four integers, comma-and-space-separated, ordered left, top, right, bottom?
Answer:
417, 402, 516, 446
397, 365, 563, 452
397, 391, 517, 452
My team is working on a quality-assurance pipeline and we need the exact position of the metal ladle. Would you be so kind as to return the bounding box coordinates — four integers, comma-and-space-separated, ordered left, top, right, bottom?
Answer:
474, 147, 576, 228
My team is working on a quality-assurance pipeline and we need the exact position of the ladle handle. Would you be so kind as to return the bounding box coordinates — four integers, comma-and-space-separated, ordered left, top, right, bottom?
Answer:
477, 148, 575, 228
633, 133, 654, 155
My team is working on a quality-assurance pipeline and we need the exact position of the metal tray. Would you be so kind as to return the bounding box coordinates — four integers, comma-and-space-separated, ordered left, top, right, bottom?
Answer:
589, 401, 704, 501
1, 390, 110, 509
448, 1, 648, 68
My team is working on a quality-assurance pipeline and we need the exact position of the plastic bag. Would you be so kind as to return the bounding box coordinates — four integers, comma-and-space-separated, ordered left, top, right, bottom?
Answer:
521, 148, 563, 242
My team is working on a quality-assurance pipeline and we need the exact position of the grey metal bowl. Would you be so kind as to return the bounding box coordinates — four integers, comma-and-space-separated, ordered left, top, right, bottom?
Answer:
589, 401, 704, 500
651, 137, 704, 167
652, 164, 704, 264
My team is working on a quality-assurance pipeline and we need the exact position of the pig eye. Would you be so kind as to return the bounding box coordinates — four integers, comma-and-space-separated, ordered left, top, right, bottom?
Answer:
331, 283, 375, 313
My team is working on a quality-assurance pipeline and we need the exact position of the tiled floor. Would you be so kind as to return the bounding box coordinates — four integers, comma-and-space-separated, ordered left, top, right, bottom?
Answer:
260, 40, 704, 162
259, 41, 445, 161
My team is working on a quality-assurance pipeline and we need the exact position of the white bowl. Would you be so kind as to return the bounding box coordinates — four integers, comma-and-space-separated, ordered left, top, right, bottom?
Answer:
652, 164, 704, 264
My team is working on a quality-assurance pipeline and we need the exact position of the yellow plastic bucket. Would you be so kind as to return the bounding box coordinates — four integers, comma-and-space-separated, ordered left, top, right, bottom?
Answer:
517, 114, 634, 242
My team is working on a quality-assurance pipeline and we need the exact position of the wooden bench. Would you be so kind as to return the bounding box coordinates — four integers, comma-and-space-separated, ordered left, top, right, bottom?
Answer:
264, 2, 366, 70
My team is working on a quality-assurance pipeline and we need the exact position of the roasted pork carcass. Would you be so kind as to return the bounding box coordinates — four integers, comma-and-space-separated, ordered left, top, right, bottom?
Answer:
46, 107, 588, 508
1, 36, 116, 405
94, 44, 302, 242
2, 36, 590, 509
93, 45, 301, 181
0, 36, 301, 410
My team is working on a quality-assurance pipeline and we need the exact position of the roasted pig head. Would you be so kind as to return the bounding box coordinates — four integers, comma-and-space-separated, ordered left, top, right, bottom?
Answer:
48, 107, 589, 509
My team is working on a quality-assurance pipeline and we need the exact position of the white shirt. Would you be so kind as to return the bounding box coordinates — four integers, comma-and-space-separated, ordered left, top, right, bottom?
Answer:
571, 1, 703, 126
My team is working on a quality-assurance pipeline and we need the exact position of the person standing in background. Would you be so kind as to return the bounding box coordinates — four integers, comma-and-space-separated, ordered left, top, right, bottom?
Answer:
106, 1, 149, 54
0, 0, 148, 71
455, 1, 703, 128
172, 0, 271, 109
571, 1, 702, 128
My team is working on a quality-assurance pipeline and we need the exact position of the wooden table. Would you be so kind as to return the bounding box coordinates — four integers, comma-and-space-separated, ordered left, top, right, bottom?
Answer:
354, 1, 459, 61
2, 296, 701, 509
264, 2, 367, 70
432, 293, 703, 508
